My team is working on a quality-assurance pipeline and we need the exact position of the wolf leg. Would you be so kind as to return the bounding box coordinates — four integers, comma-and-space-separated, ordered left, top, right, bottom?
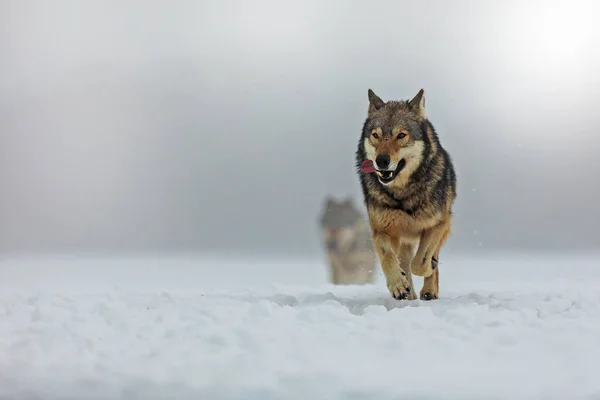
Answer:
420, 249, 440, 300
328, 255, 341, 284
411, 217, 451, 278
331, 264, 340, 284
413, 217, 451, 301
396, 242, 417, 300
373, 233, 412, 300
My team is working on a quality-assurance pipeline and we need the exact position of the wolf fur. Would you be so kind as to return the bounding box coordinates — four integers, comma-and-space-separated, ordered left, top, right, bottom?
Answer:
355, 88, 457, 300
318, 197, 377, 285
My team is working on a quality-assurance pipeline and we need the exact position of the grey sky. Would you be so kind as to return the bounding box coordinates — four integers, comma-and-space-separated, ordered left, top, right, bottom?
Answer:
1, 0, 599, 257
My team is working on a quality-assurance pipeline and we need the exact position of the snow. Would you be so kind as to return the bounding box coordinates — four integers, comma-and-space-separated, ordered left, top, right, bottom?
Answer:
1, 252, 600, 400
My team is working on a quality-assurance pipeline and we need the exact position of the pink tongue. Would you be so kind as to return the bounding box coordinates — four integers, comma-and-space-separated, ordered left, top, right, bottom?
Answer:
361, 160, 376, 173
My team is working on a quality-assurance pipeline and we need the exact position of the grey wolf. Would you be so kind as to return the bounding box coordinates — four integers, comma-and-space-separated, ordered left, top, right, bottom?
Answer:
318, 197, 378, 285
355, 88, 457, 300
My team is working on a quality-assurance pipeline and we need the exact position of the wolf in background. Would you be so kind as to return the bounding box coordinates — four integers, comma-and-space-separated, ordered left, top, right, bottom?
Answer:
355, 88, 457, 300
318, 197, 378, 285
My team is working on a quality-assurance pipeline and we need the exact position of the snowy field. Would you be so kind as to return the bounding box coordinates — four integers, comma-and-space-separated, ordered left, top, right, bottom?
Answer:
1, 252, 600, 400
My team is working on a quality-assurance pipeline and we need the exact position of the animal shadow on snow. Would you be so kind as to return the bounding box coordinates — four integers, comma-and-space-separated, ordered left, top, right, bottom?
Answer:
231, 290, 539, 316
239, 291, 485, 316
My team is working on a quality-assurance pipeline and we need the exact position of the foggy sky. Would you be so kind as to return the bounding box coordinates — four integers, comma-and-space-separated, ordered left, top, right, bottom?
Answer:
1, 0, 599, 257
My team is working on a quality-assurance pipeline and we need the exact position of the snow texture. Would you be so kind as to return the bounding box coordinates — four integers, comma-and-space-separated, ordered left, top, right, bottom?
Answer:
1, 252, 600, 400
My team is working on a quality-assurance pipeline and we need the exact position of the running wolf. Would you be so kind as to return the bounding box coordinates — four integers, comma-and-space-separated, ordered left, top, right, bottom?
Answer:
355, 88, 457, 300
318, 197, 378, 285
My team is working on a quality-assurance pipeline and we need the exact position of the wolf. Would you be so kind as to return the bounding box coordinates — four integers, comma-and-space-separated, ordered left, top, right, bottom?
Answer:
355, 88, 457, 300
318, 197, 378, 285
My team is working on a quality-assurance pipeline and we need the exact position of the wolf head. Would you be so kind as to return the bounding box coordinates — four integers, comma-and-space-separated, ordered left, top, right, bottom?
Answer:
319, 197, 365, 253
360, 88, 428, 186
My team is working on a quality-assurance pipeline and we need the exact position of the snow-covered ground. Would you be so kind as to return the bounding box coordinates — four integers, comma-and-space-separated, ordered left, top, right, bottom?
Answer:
1, 252, 600, 400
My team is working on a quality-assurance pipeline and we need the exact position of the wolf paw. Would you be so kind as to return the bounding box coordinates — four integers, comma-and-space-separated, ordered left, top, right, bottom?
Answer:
387, 274, 414, 300
420, 291, 438, 301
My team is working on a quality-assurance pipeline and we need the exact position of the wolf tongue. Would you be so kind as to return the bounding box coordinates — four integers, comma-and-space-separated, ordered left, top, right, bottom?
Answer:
361, 160, 376, 173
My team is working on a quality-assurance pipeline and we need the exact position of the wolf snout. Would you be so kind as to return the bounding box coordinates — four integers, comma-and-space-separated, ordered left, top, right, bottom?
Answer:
375, 154, 390, 170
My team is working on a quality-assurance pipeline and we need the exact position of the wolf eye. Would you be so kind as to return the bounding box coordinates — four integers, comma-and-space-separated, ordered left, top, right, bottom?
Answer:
397, 132, 407, 139
372, 132, 379, 139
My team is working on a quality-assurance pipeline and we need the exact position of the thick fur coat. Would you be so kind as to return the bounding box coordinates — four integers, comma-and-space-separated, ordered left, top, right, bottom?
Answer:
319, 197, 377, 285
355, 89, 457, 300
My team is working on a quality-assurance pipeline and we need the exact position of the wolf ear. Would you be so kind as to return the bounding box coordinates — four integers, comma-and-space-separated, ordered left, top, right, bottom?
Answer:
408, 89, 426, 120
368, 89, 385, 114
325, 196, 336, 207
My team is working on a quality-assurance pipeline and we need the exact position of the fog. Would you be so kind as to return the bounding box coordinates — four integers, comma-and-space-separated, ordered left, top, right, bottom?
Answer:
1, 0, 599, 258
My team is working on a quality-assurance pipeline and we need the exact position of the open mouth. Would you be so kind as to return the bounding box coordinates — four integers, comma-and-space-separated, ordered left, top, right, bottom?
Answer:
360, 159, 406, 184
362, 159, 406, 185
376, 169, 396, 183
